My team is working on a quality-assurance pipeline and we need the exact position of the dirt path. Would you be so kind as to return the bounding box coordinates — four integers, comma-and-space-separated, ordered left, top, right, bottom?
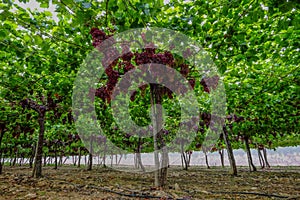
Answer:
0, 165, 299, 199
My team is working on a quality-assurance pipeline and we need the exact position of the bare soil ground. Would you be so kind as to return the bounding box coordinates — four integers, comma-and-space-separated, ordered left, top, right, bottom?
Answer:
0, 165, 299, 199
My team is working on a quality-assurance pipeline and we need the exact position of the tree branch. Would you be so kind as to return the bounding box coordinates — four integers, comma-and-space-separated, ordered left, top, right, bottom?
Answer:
105, 0, 109, 27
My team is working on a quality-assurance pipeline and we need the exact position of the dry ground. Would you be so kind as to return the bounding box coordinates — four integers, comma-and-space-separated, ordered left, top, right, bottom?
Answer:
0, 165, 299, 199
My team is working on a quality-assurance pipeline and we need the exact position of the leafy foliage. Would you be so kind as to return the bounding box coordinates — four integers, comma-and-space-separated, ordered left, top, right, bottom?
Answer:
0, 0, 298, 177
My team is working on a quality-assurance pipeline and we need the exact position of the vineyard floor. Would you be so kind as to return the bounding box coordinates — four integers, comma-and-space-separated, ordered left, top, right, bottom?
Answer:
0, 165, 299, 200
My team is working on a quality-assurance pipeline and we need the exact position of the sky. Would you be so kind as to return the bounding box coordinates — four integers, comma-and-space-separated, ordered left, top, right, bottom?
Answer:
14, 0, 58, 22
